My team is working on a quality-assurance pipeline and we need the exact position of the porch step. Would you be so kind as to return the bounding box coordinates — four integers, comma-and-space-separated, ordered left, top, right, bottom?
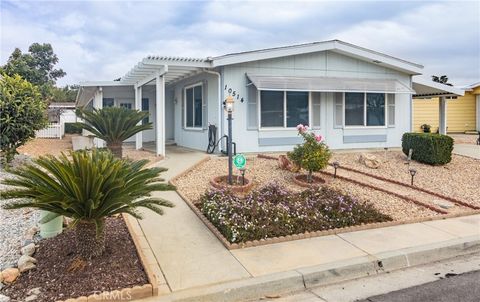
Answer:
165, 140, 177, 146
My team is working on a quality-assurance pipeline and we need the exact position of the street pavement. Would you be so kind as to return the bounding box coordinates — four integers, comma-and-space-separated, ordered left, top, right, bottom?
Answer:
252, 253, 480, 302
358, 270, 480, 302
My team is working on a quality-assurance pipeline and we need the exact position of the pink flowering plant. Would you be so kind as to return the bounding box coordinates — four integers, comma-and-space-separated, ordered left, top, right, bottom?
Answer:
199, 183, 391, 243
288, 124, 332, 183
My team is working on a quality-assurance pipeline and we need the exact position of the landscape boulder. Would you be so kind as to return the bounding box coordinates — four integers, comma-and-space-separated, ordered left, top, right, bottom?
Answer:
1, 268, 20, 283
17, 255, 37, 273
0, 294, 11, 302
21, 243, 36, 257
359, 153, 381, 169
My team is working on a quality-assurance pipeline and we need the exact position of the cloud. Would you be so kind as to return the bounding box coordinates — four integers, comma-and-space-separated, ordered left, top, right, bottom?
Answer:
1, 0, 478, 86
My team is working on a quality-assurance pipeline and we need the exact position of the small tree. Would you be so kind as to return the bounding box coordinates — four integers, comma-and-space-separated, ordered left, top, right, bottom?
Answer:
0, 74, 47, 164
75, 107, 152, 158
288, 124, 332, 183
2, 149, 175, 259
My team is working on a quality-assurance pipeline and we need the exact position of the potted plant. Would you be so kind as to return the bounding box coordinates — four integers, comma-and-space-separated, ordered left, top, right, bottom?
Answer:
421, 124, 431, 133
2, 149, 175, 259
288, 124, 332, 184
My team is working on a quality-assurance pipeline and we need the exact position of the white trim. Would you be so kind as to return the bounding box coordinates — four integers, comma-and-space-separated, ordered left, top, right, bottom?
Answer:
258, 90, 311, 129
183, 82, 204, 130
212, 40, 423, 75
343, 92, 388, 129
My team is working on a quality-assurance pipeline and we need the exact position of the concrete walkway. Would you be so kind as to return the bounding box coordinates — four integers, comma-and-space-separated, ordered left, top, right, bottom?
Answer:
134, 146, 480, 300
454, 144, 480, 159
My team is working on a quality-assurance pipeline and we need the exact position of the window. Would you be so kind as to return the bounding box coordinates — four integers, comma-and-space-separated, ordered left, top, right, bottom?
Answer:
102, 98, 114, 107
260, 90, 309, 128
119, 103, 132, 109
344, 92, 386, 127
184, 84, 203, 128
366, 93, 385, 126
142, 98, 149, 125
260, 91, 284, 127
286, 92, 309, 127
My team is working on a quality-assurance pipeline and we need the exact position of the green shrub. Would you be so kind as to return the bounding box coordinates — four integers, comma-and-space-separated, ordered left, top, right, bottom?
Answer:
401, 132, 454, 165
287, 124, 332, 183
0, 74, 48, 164
64, 122, 82, 134
2, 149, 175, 258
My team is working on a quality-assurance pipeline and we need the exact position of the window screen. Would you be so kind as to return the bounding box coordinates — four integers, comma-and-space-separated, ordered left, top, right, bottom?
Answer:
366, 93, 385, 126
102, 98, 114, 108
286, 91, 309, 127
345, 93, 364, 126
260, 91, 284, 127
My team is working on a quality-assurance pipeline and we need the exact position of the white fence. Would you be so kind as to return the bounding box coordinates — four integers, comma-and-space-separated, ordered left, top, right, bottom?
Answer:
36, 123, 65, 139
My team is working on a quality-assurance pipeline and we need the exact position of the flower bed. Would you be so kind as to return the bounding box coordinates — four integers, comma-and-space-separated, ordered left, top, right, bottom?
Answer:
198, 183, 391, 243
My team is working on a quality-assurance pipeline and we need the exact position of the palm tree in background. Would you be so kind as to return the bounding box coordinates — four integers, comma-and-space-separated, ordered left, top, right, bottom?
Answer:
75, 107, 152, 158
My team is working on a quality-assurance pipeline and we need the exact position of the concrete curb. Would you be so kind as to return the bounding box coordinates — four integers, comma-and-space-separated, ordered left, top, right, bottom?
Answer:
151, 236, 480, 302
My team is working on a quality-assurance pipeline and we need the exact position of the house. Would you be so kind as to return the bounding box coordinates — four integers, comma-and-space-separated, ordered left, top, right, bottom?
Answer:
413, 82, 480, 133
76, 40, 464, 156
47, 102, 77, 124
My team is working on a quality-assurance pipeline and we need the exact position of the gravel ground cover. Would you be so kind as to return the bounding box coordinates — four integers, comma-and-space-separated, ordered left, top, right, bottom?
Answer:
17, 135, 74, 157
1, 217, 148, 302
0, 155, 38, 271
331, 151, 480, 207
174, 155, 440, 221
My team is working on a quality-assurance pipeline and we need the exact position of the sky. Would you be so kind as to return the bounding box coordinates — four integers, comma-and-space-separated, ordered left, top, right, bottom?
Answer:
1, 0, 479, 87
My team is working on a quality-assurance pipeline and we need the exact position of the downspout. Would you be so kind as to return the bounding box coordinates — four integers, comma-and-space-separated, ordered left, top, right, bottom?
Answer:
203, 68, 223, 153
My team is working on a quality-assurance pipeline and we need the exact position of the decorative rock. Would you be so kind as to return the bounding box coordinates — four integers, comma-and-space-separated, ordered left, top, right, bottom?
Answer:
24, 295, 37, 302
17, 255, 37, 273
25, 227, 39, 240
0, 294, 11, 302
277, 155, 291, 170
359, 153, 381, 169
27, 287, 41, 296
434, 200, 454, 209
0, 271, 3, 283
21, 243, 36, 257
1, 268, 20, 283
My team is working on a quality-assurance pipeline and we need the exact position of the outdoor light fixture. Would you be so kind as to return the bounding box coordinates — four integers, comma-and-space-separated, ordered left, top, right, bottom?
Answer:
225, 95, 234, 113
333, 161, 340, 179
409, 168, 417, 186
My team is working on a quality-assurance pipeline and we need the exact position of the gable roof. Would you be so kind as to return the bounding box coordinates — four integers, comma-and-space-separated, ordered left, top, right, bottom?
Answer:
211, 40, 423, 75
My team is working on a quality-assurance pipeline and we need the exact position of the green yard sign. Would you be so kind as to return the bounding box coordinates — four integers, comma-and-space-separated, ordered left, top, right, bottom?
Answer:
233, 154, 247, 169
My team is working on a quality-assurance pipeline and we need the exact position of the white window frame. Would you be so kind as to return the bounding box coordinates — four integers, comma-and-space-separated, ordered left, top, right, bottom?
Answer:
343, 92, 388, 129
258, 89, 311, 130
183, 82, 203, 130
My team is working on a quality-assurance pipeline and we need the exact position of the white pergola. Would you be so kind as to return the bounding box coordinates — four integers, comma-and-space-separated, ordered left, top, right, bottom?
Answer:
412, 78, 465, 135
76, 56, 213, 156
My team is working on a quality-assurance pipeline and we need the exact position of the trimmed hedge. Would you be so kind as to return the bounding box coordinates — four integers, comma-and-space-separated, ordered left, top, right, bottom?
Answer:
401, 132, 454, 165
64, 122, 82, 134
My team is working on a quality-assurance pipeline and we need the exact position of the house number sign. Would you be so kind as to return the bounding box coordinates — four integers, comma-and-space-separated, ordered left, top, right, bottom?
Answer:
224, 84, 245, 103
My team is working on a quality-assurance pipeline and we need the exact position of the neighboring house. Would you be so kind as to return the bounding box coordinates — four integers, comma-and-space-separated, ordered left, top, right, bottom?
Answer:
413, 82, 480, 133
47, 102, 77, 124
76, 40, 463, 156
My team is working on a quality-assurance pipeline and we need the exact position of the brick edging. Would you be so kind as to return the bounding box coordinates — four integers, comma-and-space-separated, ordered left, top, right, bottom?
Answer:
335, 165, 480, 210
55, 215, 156, 301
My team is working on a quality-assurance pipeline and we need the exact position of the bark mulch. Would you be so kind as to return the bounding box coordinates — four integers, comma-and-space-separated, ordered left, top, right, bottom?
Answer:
1, 217, 148, 302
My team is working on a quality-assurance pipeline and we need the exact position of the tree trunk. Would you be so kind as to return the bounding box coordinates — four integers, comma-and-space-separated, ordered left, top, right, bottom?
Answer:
307, 170, 313, 183
107, 142, 123, 158
75, 219, 106, 259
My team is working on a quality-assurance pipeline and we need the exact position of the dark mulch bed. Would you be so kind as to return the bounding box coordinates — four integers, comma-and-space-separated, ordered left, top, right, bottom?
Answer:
1, 216, 148, 302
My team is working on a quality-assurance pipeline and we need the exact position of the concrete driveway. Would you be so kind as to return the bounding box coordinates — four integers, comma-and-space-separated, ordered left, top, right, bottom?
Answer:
453, 144, 480, 159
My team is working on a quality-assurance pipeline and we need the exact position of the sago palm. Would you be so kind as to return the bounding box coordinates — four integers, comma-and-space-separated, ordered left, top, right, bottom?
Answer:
75, 107, 152, 158
2, 149, 175, 259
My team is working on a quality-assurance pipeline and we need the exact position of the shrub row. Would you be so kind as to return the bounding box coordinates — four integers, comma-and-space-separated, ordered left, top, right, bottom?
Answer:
199, 183, 391, 243
64, 122, 82, 134
401, 132, 454, 165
